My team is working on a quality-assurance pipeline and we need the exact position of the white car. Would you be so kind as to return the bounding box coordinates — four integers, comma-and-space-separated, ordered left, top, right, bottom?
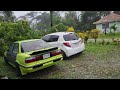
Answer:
42, 32, 85, 58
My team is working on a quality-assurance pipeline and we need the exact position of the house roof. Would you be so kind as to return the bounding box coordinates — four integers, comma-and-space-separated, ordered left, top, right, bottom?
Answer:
93, 12, 120, 24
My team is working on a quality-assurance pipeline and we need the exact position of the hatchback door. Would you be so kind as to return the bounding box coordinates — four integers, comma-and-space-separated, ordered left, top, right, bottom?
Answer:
63, 33, 82, 48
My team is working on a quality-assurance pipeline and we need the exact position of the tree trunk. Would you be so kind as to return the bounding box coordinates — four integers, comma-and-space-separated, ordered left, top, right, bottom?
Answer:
50, 11, 53, 27
95, 39, 97, 44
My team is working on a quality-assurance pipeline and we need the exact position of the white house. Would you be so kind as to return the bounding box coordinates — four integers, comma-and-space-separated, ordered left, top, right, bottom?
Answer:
93, 12, 120, 33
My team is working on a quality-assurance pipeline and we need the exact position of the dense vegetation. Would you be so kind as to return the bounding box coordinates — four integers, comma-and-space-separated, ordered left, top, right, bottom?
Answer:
0, 11, 120, 56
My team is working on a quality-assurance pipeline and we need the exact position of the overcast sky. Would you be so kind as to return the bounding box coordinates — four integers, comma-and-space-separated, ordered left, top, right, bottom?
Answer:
13, 11, 49, 18
13, 11, 30, 17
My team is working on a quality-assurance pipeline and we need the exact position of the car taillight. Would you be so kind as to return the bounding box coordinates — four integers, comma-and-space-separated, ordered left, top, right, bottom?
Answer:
51, 50, 61, 56
25, 55, 43, 63
63, 42, 71, 47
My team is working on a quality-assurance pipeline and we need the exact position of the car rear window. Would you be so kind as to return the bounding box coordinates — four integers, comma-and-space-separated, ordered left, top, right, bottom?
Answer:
21, 40, 50, 52
63, 33, 79, 41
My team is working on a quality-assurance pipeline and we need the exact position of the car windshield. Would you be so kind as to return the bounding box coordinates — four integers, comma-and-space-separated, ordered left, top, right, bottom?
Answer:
21, 39, 50, 52
63, 33, 79, 41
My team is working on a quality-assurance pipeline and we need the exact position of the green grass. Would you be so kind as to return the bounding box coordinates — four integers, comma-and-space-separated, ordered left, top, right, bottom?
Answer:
0, 57, 17, 79
0, 42, 120, 79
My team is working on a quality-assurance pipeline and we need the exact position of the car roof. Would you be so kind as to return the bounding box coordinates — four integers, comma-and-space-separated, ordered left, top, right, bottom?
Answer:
45, 32, 75, 36
14, 39, 41, 43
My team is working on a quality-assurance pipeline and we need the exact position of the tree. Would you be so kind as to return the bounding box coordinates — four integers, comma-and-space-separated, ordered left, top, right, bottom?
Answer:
62, 11, 79, 30
52, 11, 62, 26
80, 11, 112, 31
80, 11, 100, 31
30, 12, 50, 30
0, 11, 16, 22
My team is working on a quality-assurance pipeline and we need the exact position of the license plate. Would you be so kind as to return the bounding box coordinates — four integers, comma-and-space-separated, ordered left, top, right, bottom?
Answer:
43, 53, 50, 59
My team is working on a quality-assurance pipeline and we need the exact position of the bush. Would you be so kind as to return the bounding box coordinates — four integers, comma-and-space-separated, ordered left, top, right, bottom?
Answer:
77, 32, 85, 42
67, 27, 75, 32
90, 29, 100, 43
0, 20, 41, 56
77, 31, 90, 43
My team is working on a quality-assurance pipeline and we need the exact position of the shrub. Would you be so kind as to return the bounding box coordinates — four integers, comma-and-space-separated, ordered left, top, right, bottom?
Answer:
0, 20, 40, 56
110, 24, 117, 35
90, 29, 100, 44
77, 32, 85, 42
77, 31, 90, 43
67, 27, 75, 32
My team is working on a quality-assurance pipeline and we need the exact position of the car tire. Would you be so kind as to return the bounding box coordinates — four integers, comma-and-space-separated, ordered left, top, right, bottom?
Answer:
4, 57, 8, 64
61, 50, 67, 60
15, 62, 22, 77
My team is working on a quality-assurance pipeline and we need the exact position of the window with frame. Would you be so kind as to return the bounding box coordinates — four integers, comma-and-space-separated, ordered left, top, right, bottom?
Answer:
42, 35, 51, 42
50, 35, 59, 42
9, 44, 14, 52
102, 23, 109, 29
12, 43, 19, 53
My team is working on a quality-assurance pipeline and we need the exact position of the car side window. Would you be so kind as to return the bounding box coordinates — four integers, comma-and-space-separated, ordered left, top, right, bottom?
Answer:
9, 44, 14, 52
50, 35, 59, 42
12, 43, 19, 53
42, 35, 59, 42
42, 35, 51, 42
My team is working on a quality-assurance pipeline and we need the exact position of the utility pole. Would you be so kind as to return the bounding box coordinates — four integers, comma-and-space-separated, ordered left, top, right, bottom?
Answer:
50, 11, 53, 27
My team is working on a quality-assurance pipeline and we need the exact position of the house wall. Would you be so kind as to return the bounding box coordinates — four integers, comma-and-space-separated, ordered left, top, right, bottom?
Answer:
96, 21, 120, 33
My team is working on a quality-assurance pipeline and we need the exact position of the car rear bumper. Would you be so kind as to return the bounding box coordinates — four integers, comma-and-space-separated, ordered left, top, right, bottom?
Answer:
65, 43, 85, 57
18, 55, 63, 75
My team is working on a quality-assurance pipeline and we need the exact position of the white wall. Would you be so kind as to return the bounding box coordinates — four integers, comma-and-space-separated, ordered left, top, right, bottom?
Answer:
96, 21, 120, 33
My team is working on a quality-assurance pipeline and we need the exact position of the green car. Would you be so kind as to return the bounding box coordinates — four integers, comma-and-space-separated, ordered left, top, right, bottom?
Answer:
4, 39, 63, 76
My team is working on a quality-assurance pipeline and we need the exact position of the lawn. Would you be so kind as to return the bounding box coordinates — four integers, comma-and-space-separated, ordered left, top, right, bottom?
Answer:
1, 42, 120, 79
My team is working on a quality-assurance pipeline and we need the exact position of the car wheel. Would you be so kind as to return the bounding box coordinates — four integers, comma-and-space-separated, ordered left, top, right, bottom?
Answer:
4, 57, 8, 64
61, 50, 67, 60
15, 62, 22, 77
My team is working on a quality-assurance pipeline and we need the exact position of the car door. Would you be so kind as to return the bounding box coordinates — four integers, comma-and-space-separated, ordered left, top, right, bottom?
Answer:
6, 44, 14, 62
11, 43, 19, 65
42, 35, 60, 48
7, 43, 19, 65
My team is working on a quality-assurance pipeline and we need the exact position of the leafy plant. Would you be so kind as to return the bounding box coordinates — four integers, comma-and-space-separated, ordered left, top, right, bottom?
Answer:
47, 23, 67, 33
90, 29, 100, 44
110, 24, 117, 35
0, 20, 40, 56
67, 27, 75, 32
77, 31, 90, 43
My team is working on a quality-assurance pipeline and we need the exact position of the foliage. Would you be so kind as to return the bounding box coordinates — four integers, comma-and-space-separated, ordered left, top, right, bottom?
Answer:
90, 29, 100, 43
0, 11, 16, 22
84, 31, 90, 43
77, 32, 85, 42
67, 27, 75, 32
62, 11, 79, 30
0, 20, 40, 56
79, 11, 115, 31
110, 24, 117, 35
47, 23, 67, 33
77, 31, 90, 43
